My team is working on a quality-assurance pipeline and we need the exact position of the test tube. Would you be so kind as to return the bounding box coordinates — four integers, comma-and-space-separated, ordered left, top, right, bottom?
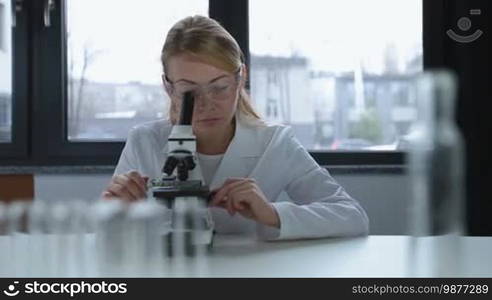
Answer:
92, 200, 126, 277
123, 201, 167, 277
50, 201, 72, 277
0, 203, 8, 277
63, 200, 90, 277
170, 197, 188, 276
189, 197, 211, 277
6, 201, 29, 277
26, 200, 49, 277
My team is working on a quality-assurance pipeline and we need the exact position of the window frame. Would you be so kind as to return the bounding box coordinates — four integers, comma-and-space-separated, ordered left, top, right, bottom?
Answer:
29, 0, 122, 166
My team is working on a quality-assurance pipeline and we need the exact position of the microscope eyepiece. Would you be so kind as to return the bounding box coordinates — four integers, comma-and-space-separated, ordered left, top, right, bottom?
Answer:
179, 91, 195, 125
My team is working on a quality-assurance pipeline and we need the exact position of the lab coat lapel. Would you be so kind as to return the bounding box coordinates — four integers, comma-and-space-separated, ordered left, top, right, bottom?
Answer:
209, 116, 262, 190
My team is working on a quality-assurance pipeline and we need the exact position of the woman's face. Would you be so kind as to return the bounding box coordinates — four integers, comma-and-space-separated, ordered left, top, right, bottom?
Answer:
164, 54, 241, 136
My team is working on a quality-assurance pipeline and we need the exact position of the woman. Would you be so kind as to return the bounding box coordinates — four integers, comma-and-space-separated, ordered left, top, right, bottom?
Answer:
103, 15, 369, 240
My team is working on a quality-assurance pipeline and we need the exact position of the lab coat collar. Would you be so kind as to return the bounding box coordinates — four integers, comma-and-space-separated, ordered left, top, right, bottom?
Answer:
209, 113, 265, 189
230, 113, 265, 158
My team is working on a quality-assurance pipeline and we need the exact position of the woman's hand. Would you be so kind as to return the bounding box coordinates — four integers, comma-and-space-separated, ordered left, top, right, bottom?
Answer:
102, 170, 149, 202
210, 178, 280, 228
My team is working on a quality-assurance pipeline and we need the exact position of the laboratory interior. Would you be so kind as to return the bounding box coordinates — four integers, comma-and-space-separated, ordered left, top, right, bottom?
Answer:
0, 0, 491, 278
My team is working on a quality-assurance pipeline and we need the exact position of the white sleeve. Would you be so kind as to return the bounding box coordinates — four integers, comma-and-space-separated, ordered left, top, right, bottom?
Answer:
257, 128, 369, 241
113, 128, 139, 176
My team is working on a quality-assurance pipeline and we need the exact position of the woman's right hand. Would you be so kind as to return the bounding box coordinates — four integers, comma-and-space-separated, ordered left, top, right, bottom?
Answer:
102, 170, 149, 202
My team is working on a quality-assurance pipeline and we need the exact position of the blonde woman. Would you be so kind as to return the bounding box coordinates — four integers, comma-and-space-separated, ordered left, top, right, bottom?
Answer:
103, 15, 369, 240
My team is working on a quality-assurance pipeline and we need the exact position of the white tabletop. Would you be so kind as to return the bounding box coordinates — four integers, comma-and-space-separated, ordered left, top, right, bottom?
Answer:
1, 234, 491, 277
206, 235, 492, 277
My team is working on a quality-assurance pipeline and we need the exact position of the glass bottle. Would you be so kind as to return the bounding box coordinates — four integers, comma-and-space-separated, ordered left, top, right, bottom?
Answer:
407, 70, 465, 277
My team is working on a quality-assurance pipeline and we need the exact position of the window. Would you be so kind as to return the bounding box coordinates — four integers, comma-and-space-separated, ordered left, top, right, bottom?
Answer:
1, 0, 433, 166
0, 0, 12, 143
249, 0, 423, 152
66, 0, 208, 141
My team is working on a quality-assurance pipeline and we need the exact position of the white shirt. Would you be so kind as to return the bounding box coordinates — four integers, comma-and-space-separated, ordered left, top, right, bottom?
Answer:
114, 114, 369, 240
196, 152, 223, 186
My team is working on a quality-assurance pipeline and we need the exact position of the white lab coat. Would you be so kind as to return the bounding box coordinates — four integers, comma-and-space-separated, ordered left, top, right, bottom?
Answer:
114, 115, 369, 240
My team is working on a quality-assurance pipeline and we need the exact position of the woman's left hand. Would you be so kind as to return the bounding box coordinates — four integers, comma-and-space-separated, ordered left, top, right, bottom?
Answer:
210, 178, 280, 228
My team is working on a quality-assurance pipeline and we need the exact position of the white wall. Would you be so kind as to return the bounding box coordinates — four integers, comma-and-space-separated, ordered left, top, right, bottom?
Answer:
34, 172, 411, 235
335, 174, 411, 235
35, 174, 111, 202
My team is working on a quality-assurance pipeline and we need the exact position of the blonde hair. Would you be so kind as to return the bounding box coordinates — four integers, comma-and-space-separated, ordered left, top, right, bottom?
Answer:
161, 15, 263, 125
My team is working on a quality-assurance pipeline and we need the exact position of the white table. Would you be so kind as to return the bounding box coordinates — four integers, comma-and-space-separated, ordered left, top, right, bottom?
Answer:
206, 235, 492, 277
1, 234, 491, 277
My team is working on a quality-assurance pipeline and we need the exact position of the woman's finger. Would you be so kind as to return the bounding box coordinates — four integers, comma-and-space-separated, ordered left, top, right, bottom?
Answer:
142, 176, 150, 186
210, 192, 227, 207
127, 171, 148, 191
222, 177, 246, 185
212, 180, 242, 202
228, 186, 253, 210
107, 183, 136, 202
101, 191, 116, 200
225, 195, 237, 216
213, 179, 251, 204
128, 172, 148, 196
230, 191, 255, 218
113, 175, 145, 199
227, 188, 253, 215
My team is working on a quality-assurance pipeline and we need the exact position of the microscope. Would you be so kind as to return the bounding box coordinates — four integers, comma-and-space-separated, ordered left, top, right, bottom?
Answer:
149, 91, 214, 256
